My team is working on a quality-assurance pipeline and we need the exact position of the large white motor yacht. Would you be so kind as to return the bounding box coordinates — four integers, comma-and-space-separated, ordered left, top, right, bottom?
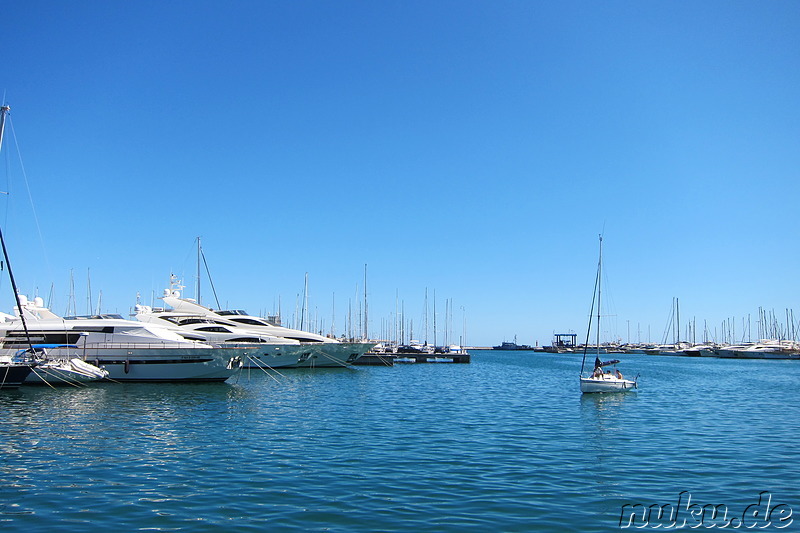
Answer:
142, 287, 373, 367
134, 304, 317, 369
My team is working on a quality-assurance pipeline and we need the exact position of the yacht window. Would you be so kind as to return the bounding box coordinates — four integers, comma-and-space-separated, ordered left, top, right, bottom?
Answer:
228, 337, 264, 343
231, 318, 269, 326
177, 318, 213, 326
197, 326, 232, 333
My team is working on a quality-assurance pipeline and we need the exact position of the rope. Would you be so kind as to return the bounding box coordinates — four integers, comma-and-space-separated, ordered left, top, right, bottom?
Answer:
245, 355, 284, 384
315, 349, 352, 368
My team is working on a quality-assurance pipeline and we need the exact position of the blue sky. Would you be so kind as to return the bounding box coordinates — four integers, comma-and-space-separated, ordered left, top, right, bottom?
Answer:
1, 1, 798, 346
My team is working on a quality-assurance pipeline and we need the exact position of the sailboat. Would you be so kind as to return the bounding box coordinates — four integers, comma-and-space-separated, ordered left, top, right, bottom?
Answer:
18, 344, 109, 385
579, 235, 638, 394
0, 104, 36, 388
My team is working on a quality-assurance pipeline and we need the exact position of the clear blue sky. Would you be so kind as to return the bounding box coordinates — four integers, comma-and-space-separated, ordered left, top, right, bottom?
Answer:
1, 1, 798, 346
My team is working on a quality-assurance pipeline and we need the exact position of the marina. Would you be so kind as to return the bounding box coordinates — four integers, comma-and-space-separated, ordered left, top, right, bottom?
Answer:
1, 3, 799, 530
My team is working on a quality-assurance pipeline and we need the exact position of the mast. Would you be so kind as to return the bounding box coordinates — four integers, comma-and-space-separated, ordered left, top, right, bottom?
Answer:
301, 272, 308, 330
196, 236, 201, 305
424, 287, 428, 345
580, 234, 602, 375
363, 264, 368, 341
0, 105, 34, 353
330, 292, 335, 338
0, 105, 8, 148
596, 235, 602, 357
433, 289, 437, 347
87, 267, 92, 314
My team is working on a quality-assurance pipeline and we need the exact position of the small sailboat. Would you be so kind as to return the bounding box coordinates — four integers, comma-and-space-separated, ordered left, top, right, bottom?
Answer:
579, 235, 638, 394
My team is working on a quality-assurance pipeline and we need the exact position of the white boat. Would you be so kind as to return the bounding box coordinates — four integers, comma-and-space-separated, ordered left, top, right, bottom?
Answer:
725, 340, 798, 359
579, 236, 638, 394
147, 284, 373, 367
580, 358, 638, 393
134, 301, 315, 369
17, 345, 109, 385
0, 296, 245, 382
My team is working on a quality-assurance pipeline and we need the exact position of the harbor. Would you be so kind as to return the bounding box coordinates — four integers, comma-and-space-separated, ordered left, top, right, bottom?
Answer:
2, 2, 798, 531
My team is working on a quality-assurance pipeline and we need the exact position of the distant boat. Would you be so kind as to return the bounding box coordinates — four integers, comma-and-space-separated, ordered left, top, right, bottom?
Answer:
493, 336, 537, 351
579, 236, 638, 394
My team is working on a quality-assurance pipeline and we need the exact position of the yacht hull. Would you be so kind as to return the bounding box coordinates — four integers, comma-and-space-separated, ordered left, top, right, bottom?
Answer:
233, 344, 311, 369
79, 347, 244, 382
295, 342, 374, 368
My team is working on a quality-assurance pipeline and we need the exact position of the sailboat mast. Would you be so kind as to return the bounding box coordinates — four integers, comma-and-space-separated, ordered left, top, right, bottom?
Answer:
363, 264, 368, 341
596, 235, 602, 356
433, 289, 437, 348
0, 105, 34, 352
0, 105, 8, 148
196, 236, 201, 305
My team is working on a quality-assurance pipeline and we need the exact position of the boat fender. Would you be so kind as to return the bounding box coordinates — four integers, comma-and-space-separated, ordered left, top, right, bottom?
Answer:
124, 359, 130, 374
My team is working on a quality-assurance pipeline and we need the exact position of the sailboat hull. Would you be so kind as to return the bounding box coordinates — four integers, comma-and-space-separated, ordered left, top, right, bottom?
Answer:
580, 376, 637, 394
0, 363, 35, 389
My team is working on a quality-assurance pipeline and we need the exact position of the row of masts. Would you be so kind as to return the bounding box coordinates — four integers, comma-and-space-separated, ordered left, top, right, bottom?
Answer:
659, 297, 800, 346
185, 237, 464, 344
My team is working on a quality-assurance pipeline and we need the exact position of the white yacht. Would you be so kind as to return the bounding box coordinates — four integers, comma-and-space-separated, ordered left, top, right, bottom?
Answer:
145, 287, 373, 367
134, 302, 316, 369
0, 296, 245, 382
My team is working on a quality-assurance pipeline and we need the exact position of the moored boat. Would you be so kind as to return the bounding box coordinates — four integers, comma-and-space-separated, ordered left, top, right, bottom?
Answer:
17, 344, 109, 385
0, 361, 34, 389
150, 283, 373, 367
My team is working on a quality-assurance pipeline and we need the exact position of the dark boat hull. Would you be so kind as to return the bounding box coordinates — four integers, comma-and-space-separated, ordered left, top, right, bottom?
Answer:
0, 363, 35, 389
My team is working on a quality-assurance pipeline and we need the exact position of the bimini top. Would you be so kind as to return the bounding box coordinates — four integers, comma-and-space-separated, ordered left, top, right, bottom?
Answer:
15, 344, 79, 356
595, 358, 621, 368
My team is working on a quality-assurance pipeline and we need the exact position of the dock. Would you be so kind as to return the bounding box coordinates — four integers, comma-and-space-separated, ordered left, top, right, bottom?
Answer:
394, 352, 470, 364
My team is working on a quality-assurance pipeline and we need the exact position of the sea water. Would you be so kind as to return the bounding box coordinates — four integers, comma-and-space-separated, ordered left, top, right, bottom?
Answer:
1, 351, 798, 532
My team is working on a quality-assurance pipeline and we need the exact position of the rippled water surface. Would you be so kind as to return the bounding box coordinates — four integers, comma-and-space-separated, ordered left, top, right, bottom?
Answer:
2, 351, 798, 531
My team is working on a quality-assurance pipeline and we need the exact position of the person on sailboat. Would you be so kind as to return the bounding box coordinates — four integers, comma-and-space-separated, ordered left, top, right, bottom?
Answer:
593, 357, 603, 378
